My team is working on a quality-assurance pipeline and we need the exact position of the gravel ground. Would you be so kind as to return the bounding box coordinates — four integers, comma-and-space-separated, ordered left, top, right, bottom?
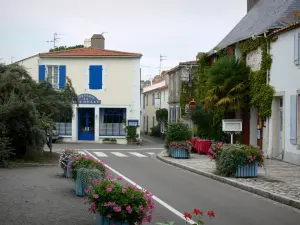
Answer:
0, 166, 95, 225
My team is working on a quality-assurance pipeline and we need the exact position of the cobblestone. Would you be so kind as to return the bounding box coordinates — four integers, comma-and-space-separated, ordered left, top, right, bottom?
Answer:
159, 151, 300, 202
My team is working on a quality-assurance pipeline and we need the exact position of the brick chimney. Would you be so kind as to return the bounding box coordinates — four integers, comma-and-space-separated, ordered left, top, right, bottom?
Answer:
247, 0, 260, 12
91, 34, 105, 49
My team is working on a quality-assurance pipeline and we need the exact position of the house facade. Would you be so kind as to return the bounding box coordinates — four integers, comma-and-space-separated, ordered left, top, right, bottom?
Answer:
17, 34, 142, 144
166, 61, 198, 124
142, 80, 168, 134
266, 23, 300, 165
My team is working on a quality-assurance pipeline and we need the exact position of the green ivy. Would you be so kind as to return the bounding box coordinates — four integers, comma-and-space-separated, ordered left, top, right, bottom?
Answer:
239, 38, 275, 118
156, 108, 168, 123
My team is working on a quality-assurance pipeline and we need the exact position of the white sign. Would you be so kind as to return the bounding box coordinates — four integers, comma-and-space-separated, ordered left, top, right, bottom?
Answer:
246, 47, 262, 71
222, 119, 243, 132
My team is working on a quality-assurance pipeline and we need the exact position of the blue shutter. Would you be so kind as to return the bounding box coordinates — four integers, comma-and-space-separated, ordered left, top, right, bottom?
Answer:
59, 65, 66, 89
294, 32, 300, 66
38, 65, 46, 82
89, 65, 103, 89
290, 95, 297, 145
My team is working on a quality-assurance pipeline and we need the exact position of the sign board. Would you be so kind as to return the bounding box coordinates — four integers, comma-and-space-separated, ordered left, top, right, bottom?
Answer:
188, 100, 196, 109
74, 94, 101, 104
128, 120, 139, 127
246, 47, 262, 71
222, 119, 242, 132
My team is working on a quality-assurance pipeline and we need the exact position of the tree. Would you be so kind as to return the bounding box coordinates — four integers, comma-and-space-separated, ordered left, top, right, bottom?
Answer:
0, 64, 77, 160
204, 56, 251, 111
49, 45, 84, 52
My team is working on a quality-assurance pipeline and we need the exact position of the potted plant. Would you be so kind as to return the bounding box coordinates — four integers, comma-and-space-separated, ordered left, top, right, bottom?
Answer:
59, 149, 79, 177
86, 176, 156, 225
76, 168, 105, 196
102, 138, 117, 144
70, 154, 107, 195
165, 123, 192, 158
209, 144, 264, 178
169, 141, 193, 159
126, 126, 138, 145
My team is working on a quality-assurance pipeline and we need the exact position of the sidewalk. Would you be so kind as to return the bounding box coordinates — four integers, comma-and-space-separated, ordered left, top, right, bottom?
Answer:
157, 151, 300, 209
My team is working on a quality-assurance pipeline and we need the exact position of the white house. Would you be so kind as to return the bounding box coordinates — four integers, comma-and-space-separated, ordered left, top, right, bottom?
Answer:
17, 34, 142, 144
266, 22, 300, 165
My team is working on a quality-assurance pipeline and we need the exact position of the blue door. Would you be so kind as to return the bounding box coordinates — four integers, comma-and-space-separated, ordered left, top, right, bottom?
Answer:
78, 108, 95, 140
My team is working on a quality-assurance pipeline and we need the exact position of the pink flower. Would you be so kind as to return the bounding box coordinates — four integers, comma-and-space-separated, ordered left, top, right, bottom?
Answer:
107, 175, 114, 180
93, 194, 99, 199
126, 205, 132, 213
122, 188, 126, 194
92, 179, 98, 184
106, 187, 112, 193
113, 206, 122, 212
117, 176, 122, 180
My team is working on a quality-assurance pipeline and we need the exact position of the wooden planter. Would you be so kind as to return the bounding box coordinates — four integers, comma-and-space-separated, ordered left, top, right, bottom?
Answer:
96, 214, 129, 225
170, 147, 189, 159
235, 163, 258, 178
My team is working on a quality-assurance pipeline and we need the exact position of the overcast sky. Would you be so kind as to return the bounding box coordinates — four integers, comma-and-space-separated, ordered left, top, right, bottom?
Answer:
0, 0, 246, 80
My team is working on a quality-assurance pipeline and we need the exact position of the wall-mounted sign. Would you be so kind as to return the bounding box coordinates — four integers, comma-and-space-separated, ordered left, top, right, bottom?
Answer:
73, 94, 101, 104
128, 120, 139, 126
246, 47, 262, 71
222, 119, 243, 132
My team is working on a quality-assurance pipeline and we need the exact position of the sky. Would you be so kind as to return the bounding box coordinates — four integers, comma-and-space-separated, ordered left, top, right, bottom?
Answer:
0, 0, 246, 80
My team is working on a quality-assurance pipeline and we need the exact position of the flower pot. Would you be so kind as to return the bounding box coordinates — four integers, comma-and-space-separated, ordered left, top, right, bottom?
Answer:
75, 177, 86, 196
96, 213, 129, 225
235, 163, 258, 178
170, 148, 189, 159
66, 157, 73, 178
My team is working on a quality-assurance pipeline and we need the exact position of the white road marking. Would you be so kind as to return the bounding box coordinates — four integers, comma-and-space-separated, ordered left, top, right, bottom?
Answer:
78, 151, 86, 155
84, 150, 195, 224
111, 152, 128, 157
94, 152, 108, 157
52, 148, 164, 151
129, 152, 147, 157
146, 152, 155, 155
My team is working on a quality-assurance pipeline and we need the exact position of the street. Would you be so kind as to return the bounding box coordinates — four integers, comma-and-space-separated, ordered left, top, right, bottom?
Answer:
52, 138, 300, 225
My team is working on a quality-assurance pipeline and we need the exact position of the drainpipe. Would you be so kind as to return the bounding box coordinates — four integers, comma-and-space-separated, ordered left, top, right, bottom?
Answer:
266, 36, 272, 158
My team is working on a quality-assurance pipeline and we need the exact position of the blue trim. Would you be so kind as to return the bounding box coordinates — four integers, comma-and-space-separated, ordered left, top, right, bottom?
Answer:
128, 120, 139, 126
89, 65, 103, 90
38, 65, 46, 82
59, 65, 66, 89
78, 108, 95, 140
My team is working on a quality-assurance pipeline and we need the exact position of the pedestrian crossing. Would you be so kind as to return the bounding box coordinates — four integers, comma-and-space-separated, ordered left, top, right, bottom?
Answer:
78, 151, 155, 158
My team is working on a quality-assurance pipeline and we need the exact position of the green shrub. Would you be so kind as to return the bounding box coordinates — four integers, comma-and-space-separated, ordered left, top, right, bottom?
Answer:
103, 138, 117, 142
126, 126, 138, 142
215, 144, 264, 177
77, 168, 104, 186
150, 125, 160, 137
165, 123, 192, 148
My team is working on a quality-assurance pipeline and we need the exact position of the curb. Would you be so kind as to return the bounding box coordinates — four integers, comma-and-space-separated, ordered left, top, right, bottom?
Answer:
156, 152, 300, 210
7, 163, 58, 168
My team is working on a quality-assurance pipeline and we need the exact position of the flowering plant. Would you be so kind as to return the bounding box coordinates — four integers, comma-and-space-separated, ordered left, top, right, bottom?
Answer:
70, 154, 107, 181
214, 144, 264, 177
157, 208, 215, 225
208, 142, 224, 162
77, 168, 105, 186
59, 149, 79, 171
169, 141, 193, 152
86, 176, 156, 224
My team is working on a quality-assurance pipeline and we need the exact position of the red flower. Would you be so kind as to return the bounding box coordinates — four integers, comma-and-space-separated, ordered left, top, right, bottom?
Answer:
207, 210, 215, 218
193, 208, 204, 216
184, 212, 192, 220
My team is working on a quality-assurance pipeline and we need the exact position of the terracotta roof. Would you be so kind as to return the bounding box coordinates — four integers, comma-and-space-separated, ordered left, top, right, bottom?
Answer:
179, 60, 198, 66
271, 21, 300, 35
39, 47, 142, 58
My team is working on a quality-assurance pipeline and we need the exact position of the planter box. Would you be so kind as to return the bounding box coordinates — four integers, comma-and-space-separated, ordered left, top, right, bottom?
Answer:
75, 178, 86, 196
66, 157, 73, 178
102, 141, 117, 144
235, 163, 258, 178
170, 147, 189, 159
96, 214, 129, 225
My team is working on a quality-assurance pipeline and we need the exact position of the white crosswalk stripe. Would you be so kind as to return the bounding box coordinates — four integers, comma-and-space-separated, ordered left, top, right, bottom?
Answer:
128, 152, 147, 157
146, 152, 155, 155
94, 152, 108, 157
78, 151, 86, 155
110, 152, 128, 157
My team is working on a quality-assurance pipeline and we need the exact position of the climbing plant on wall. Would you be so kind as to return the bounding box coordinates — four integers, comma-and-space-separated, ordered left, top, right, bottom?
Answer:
239, 37, 275, 118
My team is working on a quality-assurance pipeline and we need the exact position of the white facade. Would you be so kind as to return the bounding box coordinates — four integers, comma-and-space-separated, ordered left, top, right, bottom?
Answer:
17, 53, 141, 144
267, 26, 300, 165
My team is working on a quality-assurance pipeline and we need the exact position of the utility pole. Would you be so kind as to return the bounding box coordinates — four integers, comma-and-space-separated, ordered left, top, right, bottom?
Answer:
47, 32, 61, 49
159, 54, 167, 76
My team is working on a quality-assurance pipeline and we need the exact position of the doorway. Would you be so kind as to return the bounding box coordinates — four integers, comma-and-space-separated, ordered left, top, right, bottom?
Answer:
278, 98, 283, 159
78, 108, 95, 140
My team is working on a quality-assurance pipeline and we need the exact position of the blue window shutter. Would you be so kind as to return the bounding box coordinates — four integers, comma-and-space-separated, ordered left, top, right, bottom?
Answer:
59, 65, 66, 89
89, 65, 103, 89
290, 95, 297, 145
294, 32, 300, 66
38, 65, 46, 82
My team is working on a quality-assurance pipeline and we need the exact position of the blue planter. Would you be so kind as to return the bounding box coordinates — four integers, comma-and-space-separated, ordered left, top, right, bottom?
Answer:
66, 157, 73, 178
170, 148, 189, 159
75, 177, 86, 196
96, 214, 129, 225
235, 163, 258, 178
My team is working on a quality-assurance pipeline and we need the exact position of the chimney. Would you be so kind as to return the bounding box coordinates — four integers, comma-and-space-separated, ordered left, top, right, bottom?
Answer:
247, 0, 259, 12
91, 34, 105, 49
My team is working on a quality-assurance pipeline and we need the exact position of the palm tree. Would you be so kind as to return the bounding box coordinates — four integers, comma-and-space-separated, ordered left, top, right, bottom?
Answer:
204, 56, 251, 111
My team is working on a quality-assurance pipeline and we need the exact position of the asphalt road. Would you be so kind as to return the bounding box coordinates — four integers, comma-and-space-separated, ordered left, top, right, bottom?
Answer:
52, 138, 300, 225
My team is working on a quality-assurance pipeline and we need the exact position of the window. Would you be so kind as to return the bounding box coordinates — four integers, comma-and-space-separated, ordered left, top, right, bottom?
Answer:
47, 65, 59, 89
143, 116, 146, 132
56, 121, 72, 136
152, 116, 155, 127
143, 95, 145, 109
152, 93, 155, 106
99, 108, 126, 136
294, 32, 300, 66
146, 95, 148, 106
